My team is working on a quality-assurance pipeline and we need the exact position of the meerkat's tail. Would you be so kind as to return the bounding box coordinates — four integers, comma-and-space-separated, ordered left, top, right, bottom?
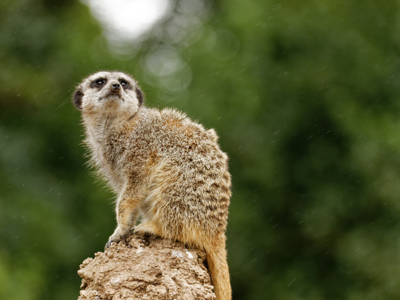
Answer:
204, 239, 232, 300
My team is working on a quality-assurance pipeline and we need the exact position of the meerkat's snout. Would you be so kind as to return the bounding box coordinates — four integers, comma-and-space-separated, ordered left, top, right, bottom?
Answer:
107, 80, 122, 96
104, 80, 123, 101
111, 83, 121, 91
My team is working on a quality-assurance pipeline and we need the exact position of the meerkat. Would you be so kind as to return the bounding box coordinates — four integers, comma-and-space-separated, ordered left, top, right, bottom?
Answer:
73, 71, 231, 300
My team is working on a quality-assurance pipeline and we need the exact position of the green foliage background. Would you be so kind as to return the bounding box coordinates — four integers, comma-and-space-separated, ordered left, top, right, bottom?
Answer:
2, 0, 400, 299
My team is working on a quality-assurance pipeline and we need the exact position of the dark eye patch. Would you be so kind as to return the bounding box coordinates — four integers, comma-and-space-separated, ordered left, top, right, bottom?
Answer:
119, 79, 132, 89
91, 78, 107, 88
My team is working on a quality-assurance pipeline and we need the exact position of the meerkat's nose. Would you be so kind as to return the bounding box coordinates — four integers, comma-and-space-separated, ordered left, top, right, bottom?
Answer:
111, 83, 121, 91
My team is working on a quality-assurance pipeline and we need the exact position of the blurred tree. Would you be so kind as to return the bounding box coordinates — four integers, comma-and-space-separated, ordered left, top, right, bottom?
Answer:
1, 0, 400, 299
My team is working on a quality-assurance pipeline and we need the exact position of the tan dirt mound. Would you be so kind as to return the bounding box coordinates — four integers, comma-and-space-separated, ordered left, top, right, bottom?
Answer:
77, 233, 216, 300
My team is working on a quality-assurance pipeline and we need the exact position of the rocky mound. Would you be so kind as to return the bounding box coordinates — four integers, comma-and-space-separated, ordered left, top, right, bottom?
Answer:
77, 233, 216, 300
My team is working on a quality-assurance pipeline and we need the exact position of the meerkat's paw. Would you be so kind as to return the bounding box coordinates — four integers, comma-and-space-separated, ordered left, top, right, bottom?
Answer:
105, 224, 134, 249
105, 236, 121, 250
105, 228, 133, 249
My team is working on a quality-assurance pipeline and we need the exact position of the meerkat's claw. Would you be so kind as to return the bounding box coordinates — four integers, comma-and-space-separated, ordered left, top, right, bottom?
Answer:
121, 234, 128, 245
105, 239, 120, 250
121, 234, 132, 248
105, 234, 131, 250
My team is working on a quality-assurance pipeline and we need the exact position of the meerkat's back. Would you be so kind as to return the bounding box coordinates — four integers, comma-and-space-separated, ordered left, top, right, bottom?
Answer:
130, 107, 231, 238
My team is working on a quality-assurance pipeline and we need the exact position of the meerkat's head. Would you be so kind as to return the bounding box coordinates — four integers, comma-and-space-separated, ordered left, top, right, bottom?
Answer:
73, 71, 144, 118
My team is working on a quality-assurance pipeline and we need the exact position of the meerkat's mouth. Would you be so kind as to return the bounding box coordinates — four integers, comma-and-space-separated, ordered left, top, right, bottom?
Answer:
101, 94, 124, 102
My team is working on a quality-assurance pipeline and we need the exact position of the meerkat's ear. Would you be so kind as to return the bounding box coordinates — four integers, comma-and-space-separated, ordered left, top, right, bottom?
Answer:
135, 86, 144, 106
73, 88, 84, 110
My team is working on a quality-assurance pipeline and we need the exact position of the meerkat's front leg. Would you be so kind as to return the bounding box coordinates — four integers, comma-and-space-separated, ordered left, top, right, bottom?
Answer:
105, 192, 141, 249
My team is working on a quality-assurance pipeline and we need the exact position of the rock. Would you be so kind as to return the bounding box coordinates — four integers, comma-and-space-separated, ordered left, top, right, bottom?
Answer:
77, 233, 216, 300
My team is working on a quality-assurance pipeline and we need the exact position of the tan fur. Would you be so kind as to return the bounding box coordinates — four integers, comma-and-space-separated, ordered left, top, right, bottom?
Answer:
73, 71, 232, 300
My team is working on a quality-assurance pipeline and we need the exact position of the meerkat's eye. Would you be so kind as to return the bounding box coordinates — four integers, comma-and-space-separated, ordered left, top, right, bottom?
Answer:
96, 79, 105, 86
91, 78, 107, 88
119, 79, 131, 89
